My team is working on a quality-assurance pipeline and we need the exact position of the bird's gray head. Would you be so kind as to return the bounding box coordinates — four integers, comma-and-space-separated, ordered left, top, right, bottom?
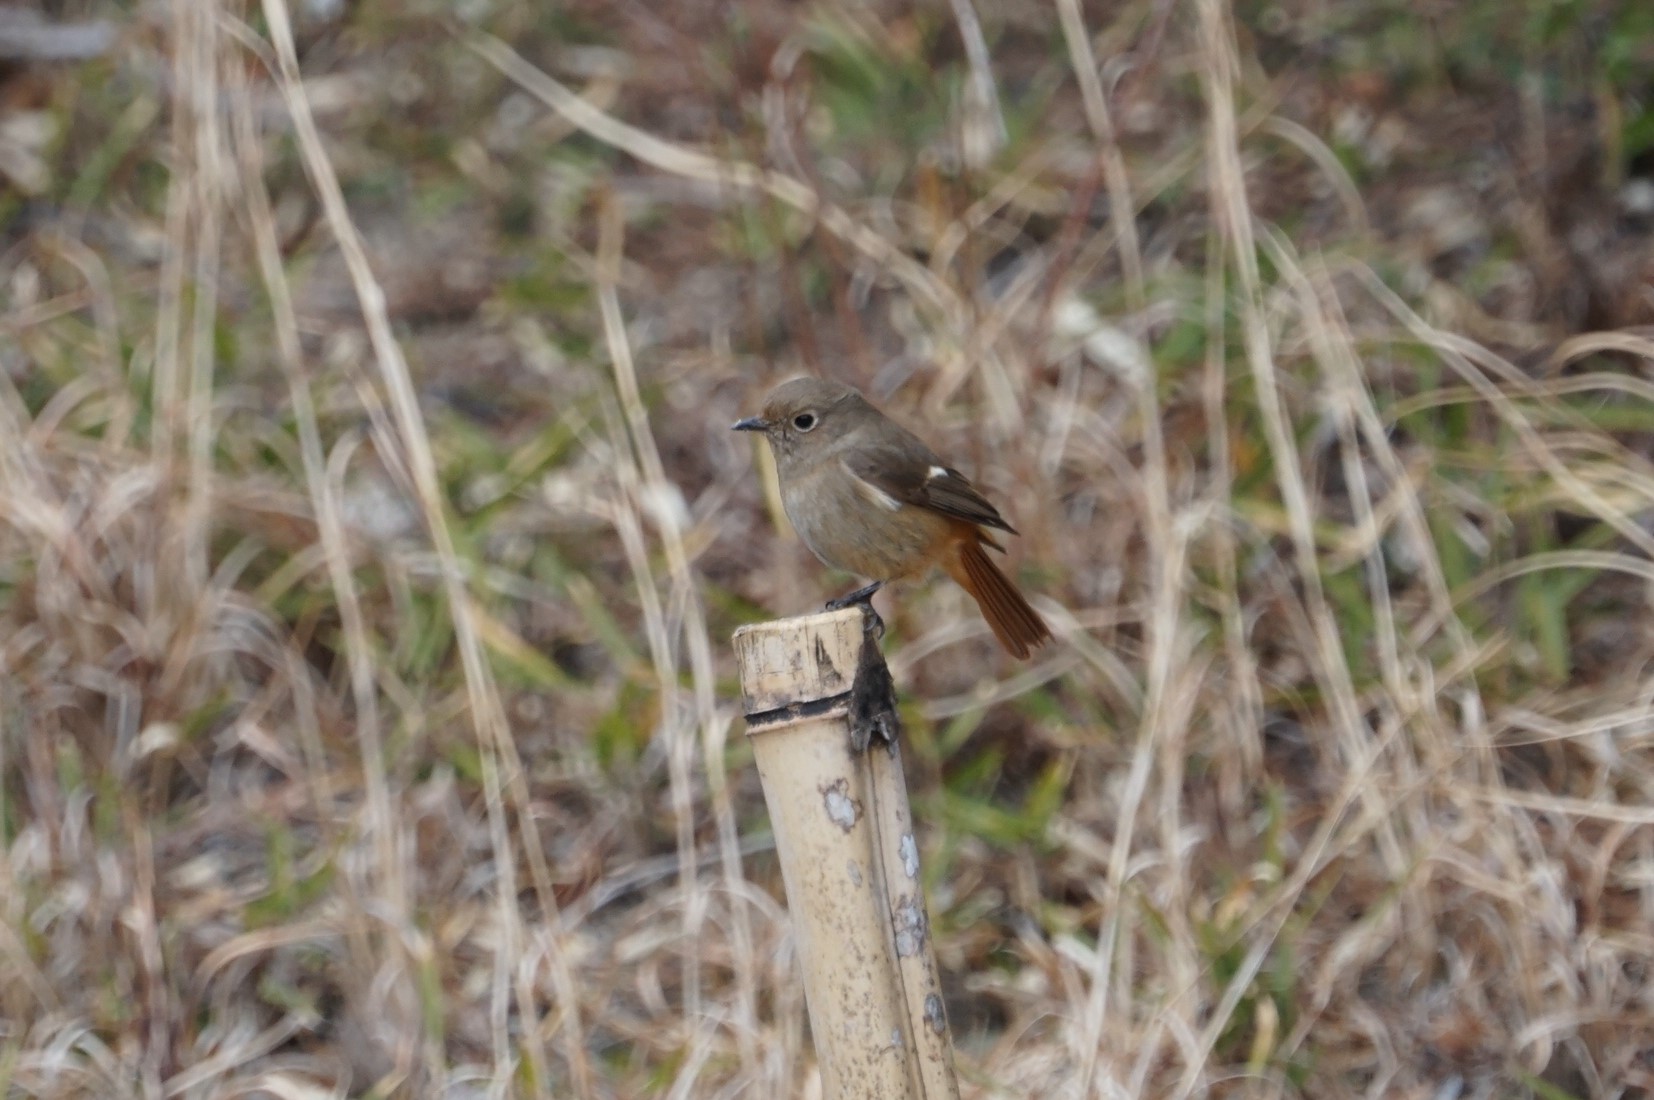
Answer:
732, 377, 866, 467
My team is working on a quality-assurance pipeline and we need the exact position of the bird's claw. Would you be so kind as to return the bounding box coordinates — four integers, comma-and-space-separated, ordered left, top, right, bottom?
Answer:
826, 580, 884, 612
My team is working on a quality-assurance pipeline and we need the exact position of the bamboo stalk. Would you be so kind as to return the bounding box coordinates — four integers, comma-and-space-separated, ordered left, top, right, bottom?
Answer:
734, 606, 960, 1100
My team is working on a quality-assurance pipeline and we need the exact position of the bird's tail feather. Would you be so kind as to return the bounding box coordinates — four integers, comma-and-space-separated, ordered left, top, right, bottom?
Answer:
946, 538, 1052, 659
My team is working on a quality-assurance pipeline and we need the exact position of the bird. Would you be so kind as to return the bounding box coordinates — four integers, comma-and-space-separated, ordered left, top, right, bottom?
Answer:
733, 377, 1052, 658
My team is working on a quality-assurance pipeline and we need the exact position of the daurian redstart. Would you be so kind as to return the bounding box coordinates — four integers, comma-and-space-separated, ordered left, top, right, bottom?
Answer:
734, 377, 1052, 658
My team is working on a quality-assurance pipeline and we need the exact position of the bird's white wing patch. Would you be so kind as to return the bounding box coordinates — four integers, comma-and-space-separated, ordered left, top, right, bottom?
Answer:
843, 460, 904, 511
926, 465, 949, 482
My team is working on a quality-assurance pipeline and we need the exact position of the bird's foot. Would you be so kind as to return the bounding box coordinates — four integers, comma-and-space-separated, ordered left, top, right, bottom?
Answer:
827, 581, 885, 642
825, 581, 884, 612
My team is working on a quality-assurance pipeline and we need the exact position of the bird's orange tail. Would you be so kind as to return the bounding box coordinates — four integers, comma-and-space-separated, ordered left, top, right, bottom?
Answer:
945, 536, 1052, 659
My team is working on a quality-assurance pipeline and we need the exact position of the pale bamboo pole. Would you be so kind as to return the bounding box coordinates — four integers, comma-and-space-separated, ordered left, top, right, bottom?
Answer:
733, 606, 961, 1100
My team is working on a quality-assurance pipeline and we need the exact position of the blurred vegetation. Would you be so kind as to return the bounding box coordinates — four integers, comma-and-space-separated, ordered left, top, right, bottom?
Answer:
0, 0, 1652, 1097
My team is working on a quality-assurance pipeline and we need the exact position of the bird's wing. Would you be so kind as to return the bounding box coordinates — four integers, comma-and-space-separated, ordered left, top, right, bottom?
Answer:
842, 443, 1018, 536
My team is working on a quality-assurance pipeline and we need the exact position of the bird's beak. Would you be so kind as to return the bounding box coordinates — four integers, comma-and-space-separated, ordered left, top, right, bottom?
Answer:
731, 416, 768, 433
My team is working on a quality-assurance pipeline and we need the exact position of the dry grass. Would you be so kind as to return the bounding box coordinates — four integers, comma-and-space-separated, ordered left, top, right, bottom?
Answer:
3, 0, 1654, 1097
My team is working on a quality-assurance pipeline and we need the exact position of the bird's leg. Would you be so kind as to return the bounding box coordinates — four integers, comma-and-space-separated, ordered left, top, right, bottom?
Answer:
826, 580, 884, 643
826, 580, 884, 611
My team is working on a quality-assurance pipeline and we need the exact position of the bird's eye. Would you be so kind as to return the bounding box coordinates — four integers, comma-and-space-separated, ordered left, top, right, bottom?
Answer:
792, 412, 817, 432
